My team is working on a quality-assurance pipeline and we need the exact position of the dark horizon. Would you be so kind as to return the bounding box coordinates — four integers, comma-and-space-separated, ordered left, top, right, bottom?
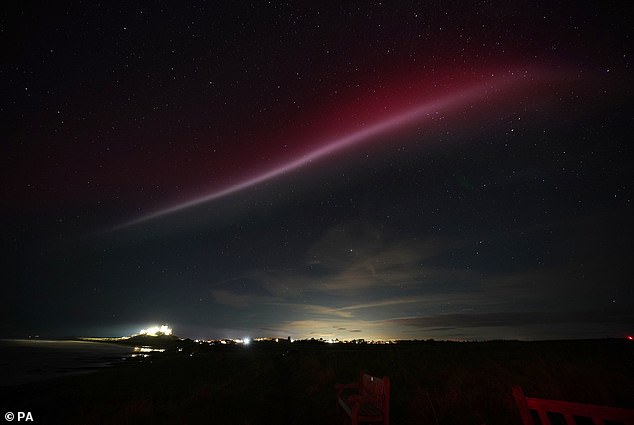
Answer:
3, 2, 632, 342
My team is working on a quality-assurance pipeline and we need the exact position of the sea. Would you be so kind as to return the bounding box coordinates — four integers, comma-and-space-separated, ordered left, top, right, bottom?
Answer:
0, 339, 136, 386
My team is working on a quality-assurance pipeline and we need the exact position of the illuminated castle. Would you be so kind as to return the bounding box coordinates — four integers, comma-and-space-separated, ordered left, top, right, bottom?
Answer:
139, 324, 172, 336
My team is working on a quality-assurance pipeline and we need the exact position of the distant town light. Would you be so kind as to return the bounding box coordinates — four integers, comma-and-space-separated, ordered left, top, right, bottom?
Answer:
627, 335, 633, 341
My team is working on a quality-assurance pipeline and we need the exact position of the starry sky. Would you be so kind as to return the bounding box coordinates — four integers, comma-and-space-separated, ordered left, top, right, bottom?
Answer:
2, 2, 632, 340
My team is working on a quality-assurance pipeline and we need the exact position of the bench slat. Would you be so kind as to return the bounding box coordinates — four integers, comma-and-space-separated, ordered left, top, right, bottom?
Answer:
513, 386, 634, 425
537, 408, 551, 425
563, 413, 575, 425
525, 396, 634, 422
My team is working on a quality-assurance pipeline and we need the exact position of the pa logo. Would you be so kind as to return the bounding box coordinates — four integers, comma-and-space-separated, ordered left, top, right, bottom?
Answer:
4, 412, 34, 422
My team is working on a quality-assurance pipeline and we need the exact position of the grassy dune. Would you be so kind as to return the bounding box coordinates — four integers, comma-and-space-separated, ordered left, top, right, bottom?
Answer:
2, 339, 632, 424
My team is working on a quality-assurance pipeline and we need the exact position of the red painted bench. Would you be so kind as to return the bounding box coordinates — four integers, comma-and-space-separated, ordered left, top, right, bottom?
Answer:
336, 371, 390, 425
513, 385, 634, 425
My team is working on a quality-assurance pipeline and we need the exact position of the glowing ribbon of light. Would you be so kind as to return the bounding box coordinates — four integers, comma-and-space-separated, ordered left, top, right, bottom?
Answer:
117, 75, 518, 229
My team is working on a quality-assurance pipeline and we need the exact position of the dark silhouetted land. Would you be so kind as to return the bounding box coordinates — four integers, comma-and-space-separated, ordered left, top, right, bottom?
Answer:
1, 339, 632, 424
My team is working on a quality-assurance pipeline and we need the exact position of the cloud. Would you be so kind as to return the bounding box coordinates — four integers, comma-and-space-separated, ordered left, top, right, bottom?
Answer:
276, 296, 437, 320
281, 319, 377, 339
204, 222, 470, 321
206, 220, 583, 322
278, 303, 355, 318
338, 296, 437, 312
303, 222, 460, 292
204, 218, 633, 340
387, 307, 634, 329
249, 222, 472, 301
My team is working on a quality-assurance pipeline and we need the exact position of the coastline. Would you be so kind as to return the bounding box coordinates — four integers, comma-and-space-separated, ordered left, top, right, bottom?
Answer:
0, 338, 137, 386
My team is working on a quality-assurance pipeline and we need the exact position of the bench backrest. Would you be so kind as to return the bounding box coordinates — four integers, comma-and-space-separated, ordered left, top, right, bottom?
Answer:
360, 371, 390, 418
513, 386, 634, 425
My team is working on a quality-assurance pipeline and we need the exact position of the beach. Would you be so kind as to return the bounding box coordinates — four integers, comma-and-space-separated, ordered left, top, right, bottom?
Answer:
0, 339, 135, 386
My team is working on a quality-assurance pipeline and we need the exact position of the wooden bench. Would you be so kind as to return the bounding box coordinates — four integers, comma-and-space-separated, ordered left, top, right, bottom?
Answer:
513, 385, 634, 425
336, 371, 390, 425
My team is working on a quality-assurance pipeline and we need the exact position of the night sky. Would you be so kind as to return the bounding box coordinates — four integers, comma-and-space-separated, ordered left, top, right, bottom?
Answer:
2, 2, 632, 341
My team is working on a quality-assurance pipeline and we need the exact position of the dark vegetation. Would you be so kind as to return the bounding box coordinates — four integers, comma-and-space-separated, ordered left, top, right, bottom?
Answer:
2, 339, 632, 424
